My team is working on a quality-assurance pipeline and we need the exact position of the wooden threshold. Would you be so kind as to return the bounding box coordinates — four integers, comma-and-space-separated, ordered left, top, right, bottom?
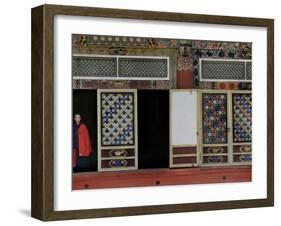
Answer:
72, 165, 251, 190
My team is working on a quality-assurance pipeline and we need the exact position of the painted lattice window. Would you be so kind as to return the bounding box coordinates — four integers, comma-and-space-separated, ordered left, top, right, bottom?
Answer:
200, 91, 252, 166
72, 56, 117, 77
118, 58, 168, 78
100, 92, 135, 146
201, 93, 229, 165
199, 59, 252, 82
232, 93, 252, 164
72, 55, 169, 80
232, 94, 252, 143
202, 93, 228, 144
246, 62, 252, 80
98, 90, 138, 172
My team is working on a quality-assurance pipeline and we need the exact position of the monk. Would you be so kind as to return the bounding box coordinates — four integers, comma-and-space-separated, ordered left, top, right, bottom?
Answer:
72, 114, 92, 168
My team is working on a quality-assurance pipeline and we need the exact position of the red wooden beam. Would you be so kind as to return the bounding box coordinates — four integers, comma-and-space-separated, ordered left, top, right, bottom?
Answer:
72, 166, 251, 190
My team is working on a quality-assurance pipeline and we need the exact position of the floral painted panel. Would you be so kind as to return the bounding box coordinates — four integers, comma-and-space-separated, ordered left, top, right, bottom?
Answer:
232, 94, 252, 143
202, 94, 227, 144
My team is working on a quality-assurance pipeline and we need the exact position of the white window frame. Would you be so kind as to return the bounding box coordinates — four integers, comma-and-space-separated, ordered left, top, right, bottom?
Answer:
73, 54, 170, 81
199, 58, 252, 82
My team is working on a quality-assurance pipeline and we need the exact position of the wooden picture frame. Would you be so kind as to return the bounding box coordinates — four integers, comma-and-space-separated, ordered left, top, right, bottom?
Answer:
31, 4, 274, 221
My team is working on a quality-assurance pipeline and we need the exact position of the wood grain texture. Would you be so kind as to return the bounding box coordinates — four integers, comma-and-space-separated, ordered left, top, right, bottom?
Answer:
267, 19, 274, 206
31, 5, 44, 220
31, 4, 55, 221
44, 4, 272, 27
31, 4, 274, 221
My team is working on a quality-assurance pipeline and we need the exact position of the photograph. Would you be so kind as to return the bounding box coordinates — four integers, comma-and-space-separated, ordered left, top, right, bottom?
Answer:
71, 34, 252, 190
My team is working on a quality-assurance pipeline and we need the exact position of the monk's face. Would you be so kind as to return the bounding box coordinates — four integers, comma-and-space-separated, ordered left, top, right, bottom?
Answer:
74, 114, 81, 124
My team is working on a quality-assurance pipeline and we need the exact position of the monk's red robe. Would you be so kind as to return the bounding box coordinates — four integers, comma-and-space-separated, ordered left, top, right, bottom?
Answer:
73, 123, 92, 167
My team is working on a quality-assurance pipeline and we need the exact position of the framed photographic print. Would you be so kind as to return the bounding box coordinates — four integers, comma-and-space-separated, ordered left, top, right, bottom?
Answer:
31, 4, 274, 221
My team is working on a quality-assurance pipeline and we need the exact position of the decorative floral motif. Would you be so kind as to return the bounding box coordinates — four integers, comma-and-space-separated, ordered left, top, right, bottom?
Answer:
72, 34, 252, 90
214, 82, 240, 90
202, 94, 227, 144
233, 154, 252, 162
109, 159, 128, 168
206, 147, 224, 154
207, 156, 224, 163
73, 34, 251, 51
109, 149, 128, 157
239, 145, 251, 153
192, 41, 251, 51
108, 47, 128, 55
239, 154, 252, 162
74, 35, 88, 46
178, 45, 193, 71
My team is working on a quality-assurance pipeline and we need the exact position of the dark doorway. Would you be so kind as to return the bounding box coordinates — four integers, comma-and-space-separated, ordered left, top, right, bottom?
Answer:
138, 90, 170, 169
73, 90, 98, 172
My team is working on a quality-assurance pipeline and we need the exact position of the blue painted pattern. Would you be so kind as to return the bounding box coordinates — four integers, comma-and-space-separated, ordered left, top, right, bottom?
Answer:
101, 93, 134, 146
202, 94, 227, 144
232, 94, 252, 142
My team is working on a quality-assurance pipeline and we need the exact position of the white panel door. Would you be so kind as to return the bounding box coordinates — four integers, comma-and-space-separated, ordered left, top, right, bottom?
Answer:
170, 90, 198, 168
